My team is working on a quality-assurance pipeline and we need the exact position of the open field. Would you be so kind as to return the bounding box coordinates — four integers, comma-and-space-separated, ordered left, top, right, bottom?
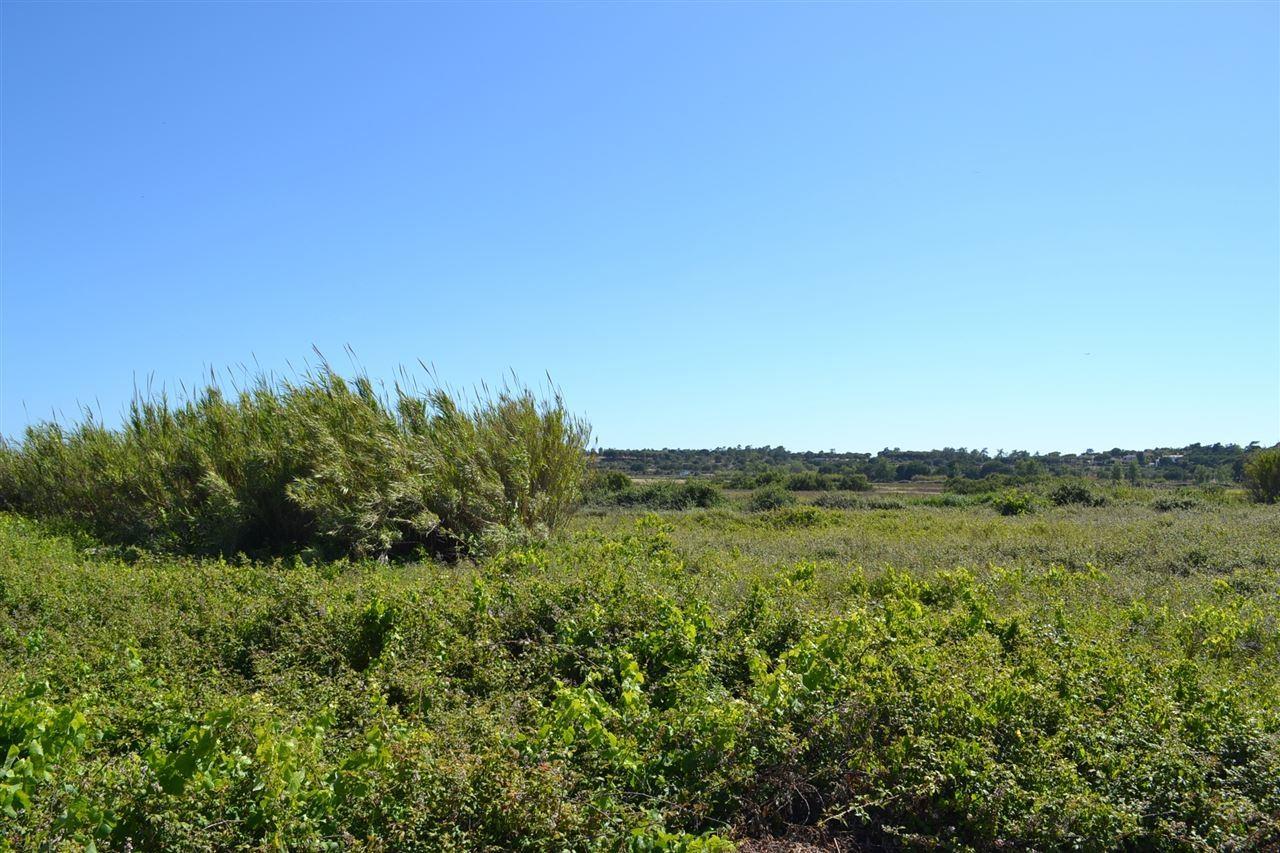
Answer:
6, 1, 1277, 848
2, 495, 1277, 850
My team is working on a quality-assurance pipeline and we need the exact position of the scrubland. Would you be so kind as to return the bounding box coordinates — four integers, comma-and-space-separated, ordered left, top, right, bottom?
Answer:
1, 373, 1276, 850
2, 496, 1277, 850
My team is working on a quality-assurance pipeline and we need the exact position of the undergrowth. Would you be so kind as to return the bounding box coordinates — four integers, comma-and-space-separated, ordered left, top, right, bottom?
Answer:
1, 503, 1277, 851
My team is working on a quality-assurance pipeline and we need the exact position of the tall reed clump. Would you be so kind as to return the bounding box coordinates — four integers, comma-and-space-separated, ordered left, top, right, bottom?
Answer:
0, 366, 591, 559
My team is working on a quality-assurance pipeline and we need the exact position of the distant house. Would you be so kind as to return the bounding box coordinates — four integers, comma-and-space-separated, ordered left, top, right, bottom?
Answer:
1158, 454, 1185, 466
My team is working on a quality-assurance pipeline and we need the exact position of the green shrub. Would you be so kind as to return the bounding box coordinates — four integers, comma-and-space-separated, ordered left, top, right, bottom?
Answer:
1244, 448, 1280, 504
1048, 480, 1108, 507
601, 481, 725, 510
0, 365, 590, 559
836, 472, 871, 492
584, 469, 633, 496
677, 481, 725, 509
3, 512, 1276, 850
0, 681, 92, 828
721, 468, 786, 490
747, 485, 796, 512
992, 490, 1035, 516
784, 471, 829, 491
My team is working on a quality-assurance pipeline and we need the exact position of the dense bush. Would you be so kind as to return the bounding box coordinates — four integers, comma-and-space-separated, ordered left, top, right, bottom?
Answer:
747, 485, 796, 512
1, 511, 1276, 849
672, 481, 725, 509
992, 490, 1036, 516
784, 471, 828, 491
756, 504, 837, 529
584, 469, 633, 495
641, 481, 724, 510
1153, 495, 1201, 512
591, 480, 725, 511
893, 461, 931, 481
721, 469, 870, 493
720, 469, 786, 490
1047, 480, 1108, 507
835, 471, 871, 491
0, 367, 590, 559
1244, 447, 1280, 503
945, 474, 1016, 495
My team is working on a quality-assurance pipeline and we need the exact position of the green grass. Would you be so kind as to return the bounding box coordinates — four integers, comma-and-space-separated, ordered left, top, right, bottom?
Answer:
1, 500, 1277, 850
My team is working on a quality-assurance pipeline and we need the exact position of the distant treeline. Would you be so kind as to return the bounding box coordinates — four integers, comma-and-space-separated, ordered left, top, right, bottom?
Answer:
596, 443, 1267, 484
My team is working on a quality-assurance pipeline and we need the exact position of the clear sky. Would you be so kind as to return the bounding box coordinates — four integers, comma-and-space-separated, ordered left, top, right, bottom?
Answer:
2, 1, 1277, 453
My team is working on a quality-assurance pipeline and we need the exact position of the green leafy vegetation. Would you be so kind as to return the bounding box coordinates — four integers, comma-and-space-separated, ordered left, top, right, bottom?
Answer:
2, 496, 1277, 850
1244, 447, 1280, 504
991, 490, 1036, 517
1, 376, 1276, 849
746, 485, 797, 512
1047, 480, 1108, 507
1153, 495, 1202, 513
585, 476, 726, 511
0, 366, 590, 560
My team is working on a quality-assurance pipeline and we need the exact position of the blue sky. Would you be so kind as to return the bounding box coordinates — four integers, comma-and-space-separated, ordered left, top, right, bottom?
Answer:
3, 1, 1277, 452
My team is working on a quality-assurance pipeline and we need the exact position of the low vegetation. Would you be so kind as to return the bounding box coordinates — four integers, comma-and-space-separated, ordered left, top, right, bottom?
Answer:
1047, 480, 1108, 507
584, 475, 725, 511
2, 496, 1278, 850
1, 372, 1277, 849
746, 485, 797, 512
991, 490, 1037, 517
